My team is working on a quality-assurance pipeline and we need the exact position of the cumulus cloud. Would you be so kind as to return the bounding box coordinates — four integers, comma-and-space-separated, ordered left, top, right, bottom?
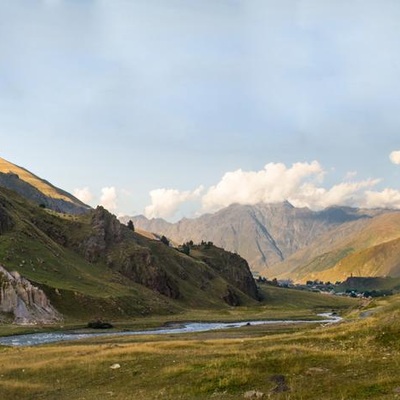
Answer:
200, 162, 400, 213
290, 179, 380, 210
144, 186, 203, 219
363, 189, 400, 209
201, 161, 324, 212
100, 186, 118, 211
143, 161, 400, 220
73, 187, 93, 204
389, 151, 400, 165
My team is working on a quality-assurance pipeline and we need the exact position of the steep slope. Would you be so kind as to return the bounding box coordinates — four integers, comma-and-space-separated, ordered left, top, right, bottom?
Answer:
0, 157, 90, 214
0, 187, 259, 322
272, 212, 400, 282
124, 203, 377, 274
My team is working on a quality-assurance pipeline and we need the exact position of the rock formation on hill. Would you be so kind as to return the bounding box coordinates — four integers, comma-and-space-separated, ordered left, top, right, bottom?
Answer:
0, 266, 61, 324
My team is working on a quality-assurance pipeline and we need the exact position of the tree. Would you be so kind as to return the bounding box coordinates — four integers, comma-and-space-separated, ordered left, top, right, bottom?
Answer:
160, 235, 170, 246
181, 243, 190, 255
127, 220, 135, 231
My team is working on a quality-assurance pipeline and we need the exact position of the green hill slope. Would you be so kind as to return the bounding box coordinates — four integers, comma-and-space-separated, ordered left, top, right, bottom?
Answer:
0, 187, 259, 322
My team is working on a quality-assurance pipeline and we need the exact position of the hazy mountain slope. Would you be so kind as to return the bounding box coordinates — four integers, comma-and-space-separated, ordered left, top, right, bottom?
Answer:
125, 203, 375, 274
0, 157, 90, 214
271, 212, 400, 282
0, 186, 259, 322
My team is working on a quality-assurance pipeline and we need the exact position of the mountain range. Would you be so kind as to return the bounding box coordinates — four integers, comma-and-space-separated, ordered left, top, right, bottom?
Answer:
124, 203, 400, 283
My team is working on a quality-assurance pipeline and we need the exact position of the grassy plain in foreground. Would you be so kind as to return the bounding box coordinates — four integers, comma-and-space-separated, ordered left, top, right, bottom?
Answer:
3, 290, 399, 399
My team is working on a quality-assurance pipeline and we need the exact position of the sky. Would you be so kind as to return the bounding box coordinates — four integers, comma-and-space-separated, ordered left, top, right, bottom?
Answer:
1, 0, 400, 221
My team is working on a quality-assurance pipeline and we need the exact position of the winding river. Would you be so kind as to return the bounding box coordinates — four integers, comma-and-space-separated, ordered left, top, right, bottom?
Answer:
0, 313, 341, 347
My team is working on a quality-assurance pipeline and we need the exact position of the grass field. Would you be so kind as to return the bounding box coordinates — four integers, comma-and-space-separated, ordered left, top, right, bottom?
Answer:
3, 290, 400, 399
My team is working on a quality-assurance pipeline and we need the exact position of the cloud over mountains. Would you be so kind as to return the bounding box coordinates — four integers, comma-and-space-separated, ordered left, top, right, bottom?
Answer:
142, 159, 400, 220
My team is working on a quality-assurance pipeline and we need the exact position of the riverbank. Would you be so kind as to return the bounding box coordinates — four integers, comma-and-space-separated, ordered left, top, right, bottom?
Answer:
0, 295, 397, 399
0, 312, 342, 346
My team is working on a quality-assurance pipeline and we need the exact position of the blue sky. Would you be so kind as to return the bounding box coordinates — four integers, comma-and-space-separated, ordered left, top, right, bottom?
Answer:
1, 0, 400, 220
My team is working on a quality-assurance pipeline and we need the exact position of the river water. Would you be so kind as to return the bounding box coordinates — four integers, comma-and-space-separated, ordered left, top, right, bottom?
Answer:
0, 313, 341, 347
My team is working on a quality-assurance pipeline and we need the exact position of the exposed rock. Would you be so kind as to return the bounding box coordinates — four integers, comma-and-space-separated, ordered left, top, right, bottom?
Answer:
119, 248, 180, 299
195, 244, 259, 300
243, 390, 264, 399
270, 374, 290, 393
110, 363, 121, 370
0, 265, 62, 324
222, 286, 241, 306
83, 206, 122, 262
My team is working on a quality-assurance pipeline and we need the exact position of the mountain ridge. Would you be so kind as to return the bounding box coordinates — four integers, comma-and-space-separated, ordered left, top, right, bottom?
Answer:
123, 202, 386, 276
0, 157, 90, 214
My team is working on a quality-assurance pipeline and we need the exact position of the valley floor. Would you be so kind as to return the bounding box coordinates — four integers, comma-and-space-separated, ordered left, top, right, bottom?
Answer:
0, 291, 400, 399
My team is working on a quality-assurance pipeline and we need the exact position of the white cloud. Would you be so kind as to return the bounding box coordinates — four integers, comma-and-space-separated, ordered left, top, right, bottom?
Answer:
142, 161, 400, 220
144, 186, 203, 219
363, 189, 400, 209
389, 151, 400, 165
73, 187, 93, 204
100, 186, 118, 211
290, 179, 381, 210
200, 161, 400, 213
201, 161, 324, 212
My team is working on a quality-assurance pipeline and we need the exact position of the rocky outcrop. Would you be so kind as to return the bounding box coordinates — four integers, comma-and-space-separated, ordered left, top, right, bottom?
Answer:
83, 206, 123, 262
194, 244, 259, 301
118, 248, 180, 299
0, 265, 61, 325
82, 207, 180, 299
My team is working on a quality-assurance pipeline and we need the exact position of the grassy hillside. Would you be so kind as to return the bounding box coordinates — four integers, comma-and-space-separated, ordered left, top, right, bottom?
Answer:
270, 212, 400, 283
0, 187, 261, 322
0, 156, 90, 214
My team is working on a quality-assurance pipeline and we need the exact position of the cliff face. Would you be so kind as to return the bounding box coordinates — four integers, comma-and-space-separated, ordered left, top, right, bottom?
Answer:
0, 266, 61, 325
82, 206, 123, 262
192, 244, 259, 302
77, 207, 180, 298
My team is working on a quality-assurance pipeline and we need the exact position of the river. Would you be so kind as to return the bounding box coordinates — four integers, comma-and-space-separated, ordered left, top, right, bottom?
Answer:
0, 313, 341, 347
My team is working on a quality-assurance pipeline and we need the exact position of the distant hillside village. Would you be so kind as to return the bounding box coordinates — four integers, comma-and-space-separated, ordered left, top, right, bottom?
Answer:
256, 276, 397, 298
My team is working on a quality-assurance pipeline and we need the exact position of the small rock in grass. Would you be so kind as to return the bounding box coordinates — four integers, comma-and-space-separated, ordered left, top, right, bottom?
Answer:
110, 363, 121, 370
270, 375, 290, 393
243, 390, 264, 398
